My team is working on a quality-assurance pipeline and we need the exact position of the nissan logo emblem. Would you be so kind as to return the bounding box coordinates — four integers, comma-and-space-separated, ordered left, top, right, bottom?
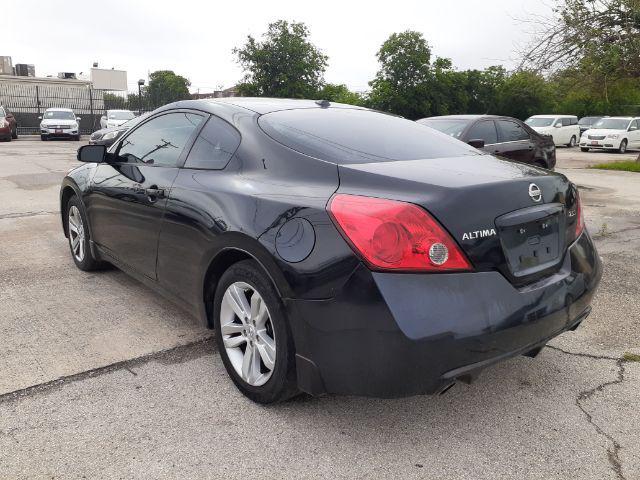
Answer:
529, 183, 542, 202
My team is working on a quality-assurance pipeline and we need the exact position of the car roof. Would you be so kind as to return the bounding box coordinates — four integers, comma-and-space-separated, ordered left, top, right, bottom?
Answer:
45, 108, 74, 112
602, 116, 635, 120
107, 109, 133, 112
529, 114, 577, 118
420, 115, 501, 120
169, 97, 364, 115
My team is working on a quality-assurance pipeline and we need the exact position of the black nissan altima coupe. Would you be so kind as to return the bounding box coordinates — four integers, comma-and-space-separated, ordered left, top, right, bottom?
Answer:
60, 98, 602, 403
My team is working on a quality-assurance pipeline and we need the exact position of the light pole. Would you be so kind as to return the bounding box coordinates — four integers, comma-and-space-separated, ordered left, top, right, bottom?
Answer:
137, 79, 145, 114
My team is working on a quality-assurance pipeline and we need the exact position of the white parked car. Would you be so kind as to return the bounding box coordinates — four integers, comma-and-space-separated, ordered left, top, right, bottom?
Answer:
579, 117, 640, 153
100, 109, 136, 129
525, 115, 580, 147
39, 108, 81, 141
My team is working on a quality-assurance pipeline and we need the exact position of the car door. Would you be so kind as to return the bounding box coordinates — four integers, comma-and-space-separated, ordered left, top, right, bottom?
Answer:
465, 120, 498, 153
627, 119, 640, 148
155, 114, 242, 304
86, 110, 205, 279
495, 119, 535, 163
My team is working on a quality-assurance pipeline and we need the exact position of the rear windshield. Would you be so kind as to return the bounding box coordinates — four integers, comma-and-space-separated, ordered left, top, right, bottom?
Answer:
417, 119, 470, 139
258, 108, 480, 164
525, 118, 554, 127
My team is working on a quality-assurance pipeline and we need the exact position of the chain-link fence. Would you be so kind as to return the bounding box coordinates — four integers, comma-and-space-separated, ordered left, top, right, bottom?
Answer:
0, 83, 155, 135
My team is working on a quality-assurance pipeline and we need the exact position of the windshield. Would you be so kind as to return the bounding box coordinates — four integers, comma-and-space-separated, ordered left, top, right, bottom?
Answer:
593, 118, 630, 130
44, 110, 75, 120
525, 118, 554, 127
579, 117, 601, 126
259, 108, 480, 164
108, 111, 135, 120
417, 119, 470, 138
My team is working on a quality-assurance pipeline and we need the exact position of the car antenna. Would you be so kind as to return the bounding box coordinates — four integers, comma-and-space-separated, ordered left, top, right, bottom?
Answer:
315, 99, 331, 108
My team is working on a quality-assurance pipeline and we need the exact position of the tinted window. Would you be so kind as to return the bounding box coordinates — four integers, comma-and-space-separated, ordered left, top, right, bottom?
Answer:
570, 117, 578, 125
630, 120, 638, 130
184, 115, 241, 169
466, 121, 498, 145
259, 109, 480, 164
418, 119, 470, 139
117, 112, 204, 167
579, 117, 601, 126
561, 118, 571, 127
497, 120, 529, 142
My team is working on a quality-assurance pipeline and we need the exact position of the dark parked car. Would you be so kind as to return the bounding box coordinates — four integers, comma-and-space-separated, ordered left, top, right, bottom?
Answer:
0, 105, 18, 141
418, 115, 556, 169
61, 98, 601, 403
578, 116, 604, 136
89, 113, 149, 147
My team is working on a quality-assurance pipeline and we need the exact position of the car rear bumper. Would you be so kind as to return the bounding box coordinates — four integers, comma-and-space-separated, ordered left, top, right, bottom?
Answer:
287, 230, 602, 397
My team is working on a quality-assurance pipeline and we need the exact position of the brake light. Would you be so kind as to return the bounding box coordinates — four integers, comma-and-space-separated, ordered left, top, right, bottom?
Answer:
575, 189, 585, 237
328, 194, 472, 272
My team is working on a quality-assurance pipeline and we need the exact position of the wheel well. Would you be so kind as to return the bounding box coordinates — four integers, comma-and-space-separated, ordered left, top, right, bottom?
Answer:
203, 249, 253, 328
60, 186, 76, 237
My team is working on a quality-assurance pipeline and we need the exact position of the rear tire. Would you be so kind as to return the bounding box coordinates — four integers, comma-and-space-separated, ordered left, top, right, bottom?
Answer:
567, 136, 576, 147
580, 147, 589, 152
213, 260, 298, 404
618, 139, 628, 154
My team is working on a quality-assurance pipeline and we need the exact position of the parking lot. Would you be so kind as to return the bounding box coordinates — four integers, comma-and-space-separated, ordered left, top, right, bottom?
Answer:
1, 138, 639, 479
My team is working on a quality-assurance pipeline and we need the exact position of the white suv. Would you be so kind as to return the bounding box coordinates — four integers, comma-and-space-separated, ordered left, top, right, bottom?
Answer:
525, 115, 580, 147
39, 108, 81, 141
579, 117, 640, 153
100, 110, 136, 129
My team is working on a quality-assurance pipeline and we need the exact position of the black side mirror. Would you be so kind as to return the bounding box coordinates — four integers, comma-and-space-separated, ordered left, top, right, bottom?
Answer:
468, 139, 485, 149
77, 144, 106, 163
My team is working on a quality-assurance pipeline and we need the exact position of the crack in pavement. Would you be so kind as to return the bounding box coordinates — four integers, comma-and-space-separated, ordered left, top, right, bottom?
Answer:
0, 337, 214, 405
0, 210, 59, 220
547, 345, 627, 480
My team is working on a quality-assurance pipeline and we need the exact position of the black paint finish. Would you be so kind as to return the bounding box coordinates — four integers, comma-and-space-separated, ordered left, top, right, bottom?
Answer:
61, 98, 601, 397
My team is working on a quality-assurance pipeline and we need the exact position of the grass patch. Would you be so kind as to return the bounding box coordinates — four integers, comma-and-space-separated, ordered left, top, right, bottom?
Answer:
590, 161, 640, 172
622, 352, 640, 362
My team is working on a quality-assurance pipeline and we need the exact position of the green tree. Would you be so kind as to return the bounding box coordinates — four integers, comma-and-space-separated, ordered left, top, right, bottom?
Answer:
496, 70, 553, 120
463, 66, 507, 114
234, 20, 328, 98
317, 83, 364, 105
147, 70, 191, 107
368, 31, 433, 119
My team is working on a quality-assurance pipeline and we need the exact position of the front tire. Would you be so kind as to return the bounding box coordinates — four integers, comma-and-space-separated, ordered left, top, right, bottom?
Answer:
41, 135, 47, 141
65, 196, 105, 271
618, 139, 628, 154
213, 260, 298, 404
11, 127, 17, 139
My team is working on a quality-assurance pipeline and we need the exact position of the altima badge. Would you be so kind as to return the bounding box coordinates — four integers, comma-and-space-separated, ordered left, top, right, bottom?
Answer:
529, 183, 542, 202
462, 228, 496, 241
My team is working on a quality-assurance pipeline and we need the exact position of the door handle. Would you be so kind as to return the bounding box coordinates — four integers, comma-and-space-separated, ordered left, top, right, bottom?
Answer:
145, 186, 166, 200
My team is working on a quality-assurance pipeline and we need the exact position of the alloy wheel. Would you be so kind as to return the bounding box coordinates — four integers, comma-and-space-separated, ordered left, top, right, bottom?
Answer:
220, 282, 276, 386
68, 205, 85, 262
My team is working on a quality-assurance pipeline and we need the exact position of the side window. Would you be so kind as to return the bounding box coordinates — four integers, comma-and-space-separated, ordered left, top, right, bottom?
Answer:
497, 120, 529, 142
562, 118, 571, 127
570, 117, 578, 125
629, 120, 638, 131
466, 121, 498, 145
117, 112, 204, 167
184, 115, 241, 169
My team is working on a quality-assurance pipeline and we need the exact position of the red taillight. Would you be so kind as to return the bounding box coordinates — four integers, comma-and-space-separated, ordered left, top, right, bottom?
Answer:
327, 194, 472, 272
575, 189, 585, 237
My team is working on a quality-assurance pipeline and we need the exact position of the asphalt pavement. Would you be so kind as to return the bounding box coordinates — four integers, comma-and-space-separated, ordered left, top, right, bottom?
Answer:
0, 138, 638, 479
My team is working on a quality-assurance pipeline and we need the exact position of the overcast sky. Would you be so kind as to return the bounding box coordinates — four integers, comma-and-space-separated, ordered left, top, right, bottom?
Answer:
6, 0, 554, 93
